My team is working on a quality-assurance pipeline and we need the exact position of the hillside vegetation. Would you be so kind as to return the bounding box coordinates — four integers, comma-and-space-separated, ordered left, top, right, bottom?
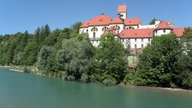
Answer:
0, 23, 192, 89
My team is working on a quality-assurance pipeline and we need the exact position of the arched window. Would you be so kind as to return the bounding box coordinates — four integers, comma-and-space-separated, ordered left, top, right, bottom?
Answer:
102, 27, 107, 31
91, 27, 98, 32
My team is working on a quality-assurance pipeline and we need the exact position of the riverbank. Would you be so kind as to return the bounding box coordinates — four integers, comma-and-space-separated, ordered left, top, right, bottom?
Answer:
120, 83, 192, 94
1, 65, 192, 93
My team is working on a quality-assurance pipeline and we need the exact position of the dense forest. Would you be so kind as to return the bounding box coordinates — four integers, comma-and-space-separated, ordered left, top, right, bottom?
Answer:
0, 23, 192, 89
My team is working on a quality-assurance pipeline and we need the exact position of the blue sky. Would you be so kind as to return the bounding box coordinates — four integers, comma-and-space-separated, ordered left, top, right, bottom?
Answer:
0, 0, 192, 35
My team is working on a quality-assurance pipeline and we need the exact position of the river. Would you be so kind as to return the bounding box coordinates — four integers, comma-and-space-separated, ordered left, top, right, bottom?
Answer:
0, 68, 192, 108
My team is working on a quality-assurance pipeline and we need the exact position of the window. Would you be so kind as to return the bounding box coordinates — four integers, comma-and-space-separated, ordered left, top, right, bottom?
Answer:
93, 32, 96, 38
102, 27, 107, 31
135, 44, 137, 49
91, 27, 98, 32
95, 28, 98, 31
141, 38, 143, 42
135, 38, 137, 42
86, 29, 88, 33
141, 44, 144, 48
148, 38, 150, 42
163, 29, 166, 33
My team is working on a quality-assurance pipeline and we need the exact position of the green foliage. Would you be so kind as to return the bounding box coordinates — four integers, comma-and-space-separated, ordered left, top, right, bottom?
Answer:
80, 73, 89, 83
183, 27, 192, 37
22, 41, 39, 65
71, 22, 82, 33
149, 18, 158, 25
126, 34, 181, 87
94, 33, 127, 83
56, 34, 94, 81
37, 46, 56, 72
102, 74, 117, 86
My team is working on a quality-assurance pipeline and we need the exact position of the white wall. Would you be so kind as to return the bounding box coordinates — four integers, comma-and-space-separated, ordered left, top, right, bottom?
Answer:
154, 29, 172, 36
125, 25, 138, 29
139, 25, 155, 29
119, 12, 127, 19
121, 38, 151, 49
91, 40, 100, 47
88, 26, 107, 39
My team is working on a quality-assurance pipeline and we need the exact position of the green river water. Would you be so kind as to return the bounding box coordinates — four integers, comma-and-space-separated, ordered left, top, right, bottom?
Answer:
0, 68, 192, 108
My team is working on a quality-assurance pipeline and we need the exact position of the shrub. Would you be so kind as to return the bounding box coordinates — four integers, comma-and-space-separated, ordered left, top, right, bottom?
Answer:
80, 73, 89, 83
67, 75, 75, 81
61, 71, 68, 80
102, 75, 117, 86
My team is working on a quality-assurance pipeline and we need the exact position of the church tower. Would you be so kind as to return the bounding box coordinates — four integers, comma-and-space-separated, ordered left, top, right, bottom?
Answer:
117, 5, 127, 19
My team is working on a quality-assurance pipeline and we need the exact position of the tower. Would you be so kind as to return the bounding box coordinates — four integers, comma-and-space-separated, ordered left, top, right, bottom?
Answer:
117, 5, 127, 19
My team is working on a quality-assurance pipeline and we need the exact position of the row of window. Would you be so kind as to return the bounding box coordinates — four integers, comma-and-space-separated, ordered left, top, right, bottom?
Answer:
90, 25, 121, 32
134, 44, 144, 48
121, 38, 151, 42
91, 40, 144, 48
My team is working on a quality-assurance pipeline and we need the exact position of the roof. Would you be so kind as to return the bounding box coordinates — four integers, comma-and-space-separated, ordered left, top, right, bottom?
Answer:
111, 17, 123, 24
156, 20, 172, 30
88, 14, 111, 26
118, 5, 127, 13
124, 18, 141, 25
119, 29, 154, 38
173, 28, 185, 37
80, 20, 90, 28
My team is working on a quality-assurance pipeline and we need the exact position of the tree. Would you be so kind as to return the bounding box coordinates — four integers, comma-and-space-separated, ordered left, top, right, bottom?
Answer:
37, 46, 56, 72
71, 22, 82, 33
94, 33, 126, 84
56, 34, 94, 81
35, 27, 41, 43
22, 41, 39, 65
136, 34, 180, 87
149, 18, 158, 25
183, 27, 192, 37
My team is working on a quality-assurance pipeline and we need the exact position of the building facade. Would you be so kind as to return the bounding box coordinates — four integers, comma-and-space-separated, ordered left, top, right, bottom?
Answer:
80, 5, 185, 49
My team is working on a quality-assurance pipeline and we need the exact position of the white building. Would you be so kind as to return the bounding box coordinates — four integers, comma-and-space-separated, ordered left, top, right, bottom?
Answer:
80, 5, 185, 49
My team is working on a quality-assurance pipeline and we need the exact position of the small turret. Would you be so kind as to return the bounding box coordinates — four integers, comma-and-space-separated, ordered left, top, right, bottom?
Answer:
154, 20, 173, 36
168, 20, 174, 28
117, 5, 127, 19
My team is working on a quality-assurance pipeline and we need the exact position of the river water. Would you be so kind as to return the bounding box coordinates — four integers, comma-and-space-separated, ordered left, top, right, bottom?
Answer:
0, 68, 192, 108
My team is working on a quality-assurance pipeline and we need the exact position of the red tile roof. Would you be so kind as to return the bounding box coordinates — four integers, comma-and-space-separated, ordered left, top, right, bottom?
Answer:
124, 18, 141, 25
111, 17, 123, 24
173, 28, 184, 37
156, 20, 172, 30
119, 29, 154, 38
80, 20, 90, 28
118, 5, 127, 13
88, 14, 112, 26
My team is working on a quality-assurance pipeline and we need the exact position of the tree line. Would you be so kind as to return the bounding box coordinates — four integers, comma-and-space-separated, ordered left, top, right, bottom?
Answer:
0, 23, 192, 89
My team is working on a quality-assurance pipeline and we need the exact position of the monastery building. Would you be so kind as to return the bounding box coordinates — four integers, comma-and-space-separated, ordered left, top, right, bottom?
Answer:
80, 5, 185, 49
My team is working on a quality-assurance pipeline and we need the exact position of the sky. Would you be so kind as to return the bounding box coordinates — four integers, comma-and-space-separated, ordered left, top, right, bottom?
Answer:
0, 0, 192, 35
